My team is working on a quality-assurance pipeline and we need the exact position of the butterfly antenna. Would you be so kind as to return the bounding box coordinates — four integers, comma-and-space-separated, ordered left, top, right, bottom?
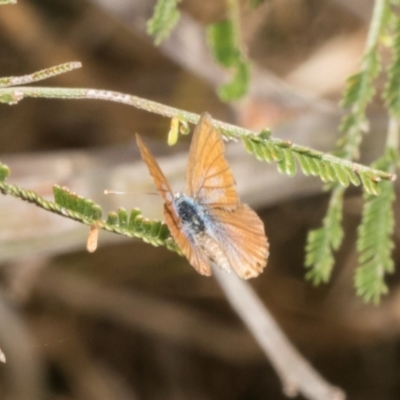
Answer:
104, 189, 159, 196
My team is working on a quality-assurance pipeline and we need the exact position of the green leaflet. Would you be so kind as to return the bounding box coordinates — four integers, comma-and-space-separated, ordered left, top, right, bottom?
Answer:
117, 208, 129, 227
340, 50, 379, 110
0, 163, 9, 181
295, 153, 312, 176
331, 164, 350, 187
358, 172, 381, 195
147, 0, 181, 46
343, 167, 361, 186
305, 156, 322, 177
277, 148, 297, 176
106, 212, 118, 226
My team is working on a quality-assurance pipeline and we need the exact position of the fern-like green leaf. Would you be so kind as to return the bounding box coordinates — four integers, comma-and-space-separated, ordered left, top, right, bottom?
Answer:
104, 206, 175, 249
340, 49, 380, 110
305, 188, 344, 284
241, 137, 385, 192
0, 165, 178, 252
335, 0, 389, 162
355, 148, 397, 303
147, 0, 181, 46
53, 185, 102, 220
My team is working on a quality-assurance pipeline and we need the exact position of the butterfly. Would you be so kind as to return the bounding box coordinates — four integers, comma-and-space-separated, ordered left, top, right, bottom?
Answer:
136, 112, 268, 279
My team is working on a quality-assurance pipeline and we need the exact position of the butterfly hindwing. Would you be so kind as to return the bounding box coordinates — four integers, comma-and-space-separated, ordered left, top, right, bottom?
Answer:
209, 204, 268, 279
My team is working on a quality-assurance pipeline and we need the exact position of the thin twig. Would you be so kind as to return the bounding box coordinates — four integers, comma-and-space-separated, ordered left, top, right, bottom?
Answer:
0, 62, 82, 88
212, 266, 346, 400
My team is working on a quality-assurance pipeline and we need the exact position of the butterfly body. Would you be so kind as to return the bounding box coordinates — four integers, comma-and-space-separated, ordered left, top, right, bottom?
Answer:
174, 193, 208, 235
173, 193, 234, 273
136, 112, 269, 279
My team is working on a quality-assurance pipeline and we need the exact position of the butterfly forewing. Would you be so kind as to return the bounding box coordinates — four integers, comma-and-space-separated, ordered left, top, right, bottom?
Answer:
186, 113, 238, 209
136, 133, 212, 276
136, 134, 175, 206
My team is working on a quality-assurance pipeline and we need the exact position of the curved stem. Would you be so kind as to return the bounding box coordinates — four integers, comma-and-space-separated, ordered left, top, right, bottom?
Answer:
0, 85, 395, 183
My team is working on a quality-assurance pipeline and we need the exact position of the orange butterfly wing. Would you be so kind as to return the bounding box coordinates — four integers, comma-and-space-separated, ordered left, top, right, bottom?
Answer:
209, 204, 269, 279
135, 133, 174, 207
185, 113, 238, 209
136, 133, 212, 276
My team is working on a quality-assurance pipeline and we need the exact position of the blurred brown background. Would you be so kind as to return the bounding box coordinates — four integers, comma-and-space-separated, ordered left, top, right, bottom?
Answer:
0, 1, 399, 399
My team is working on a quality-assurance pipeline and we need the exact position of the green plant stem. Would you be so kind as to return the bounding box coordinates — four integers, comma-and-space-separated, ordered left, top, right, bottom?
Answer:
365, 0, 388, 52
227, 0, 241, 51
387, 117, 400, 149
0, 85, 395, 183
